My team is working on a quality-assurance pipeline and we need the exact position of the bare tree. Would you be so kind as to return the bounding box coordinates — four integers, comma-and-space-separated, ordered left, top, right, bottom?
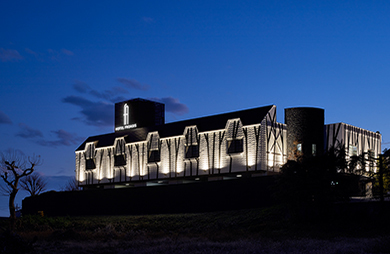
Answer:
20, 172, 47, 197
62, 176, 81, 191
0, 149, 42, 231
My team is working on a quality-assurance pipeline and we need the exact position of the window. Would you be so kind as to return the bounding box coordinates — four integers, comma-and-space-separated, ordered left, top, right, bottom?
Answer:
185, 127, 199, 158
368, 149, 375, 159
147, 133, 161, 163
85, 144, 96, 170
312, 144, 316, 156
228, 139, 243, 154
185, 145, 199, 158
86, 159, 96, 170
297, 143, 302, 154
114, 154, 126, 166
148, 150, 160, 163
349, 145, 357, 157
114, 139, 126, 166
367, 149, 375, 171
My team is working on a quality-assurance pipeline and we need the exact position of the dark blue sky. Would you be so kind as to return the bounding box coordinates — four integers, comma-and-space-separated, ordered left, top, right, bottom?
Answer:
0, 0, 389, 214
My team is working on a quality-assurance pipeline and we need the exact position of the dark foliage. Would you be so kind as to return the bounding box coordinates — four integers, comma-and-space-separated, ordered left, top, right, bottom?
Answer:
371, 150, 390, 201
274, 146, 355, 218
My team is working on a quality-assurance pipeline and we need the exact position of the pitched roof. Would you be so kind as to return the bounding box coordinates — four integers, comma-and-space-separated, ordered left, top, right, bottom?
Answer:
76, 105, 274, 151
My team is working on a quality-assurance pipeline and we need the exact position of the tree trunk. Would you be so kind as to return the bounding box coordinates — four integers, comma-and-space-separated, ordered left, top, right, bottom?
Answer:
9, 189, 18, 231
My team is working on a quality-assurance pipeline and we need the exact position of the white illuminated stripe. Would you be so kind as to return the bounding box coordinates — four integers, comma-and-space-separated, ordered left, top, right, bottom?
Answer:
123, 103, 129, 125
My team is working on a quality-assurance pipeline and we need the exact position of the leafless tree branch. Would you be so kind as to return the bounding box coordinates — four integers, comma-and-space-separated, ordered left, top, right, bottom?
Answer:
62, 177, 81, 191
20, 172, 47, 196
0, 148, 43, 231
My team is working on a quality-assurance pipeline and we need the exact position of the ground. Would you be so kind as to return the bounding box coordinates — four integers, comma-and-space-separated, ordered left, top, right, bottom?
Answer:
1, 205, 390, 254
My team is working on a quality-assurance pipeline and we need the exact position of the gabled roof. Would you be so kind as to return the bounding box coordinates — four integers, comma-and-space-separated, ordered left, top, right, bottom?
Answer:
76, 105, 274, 151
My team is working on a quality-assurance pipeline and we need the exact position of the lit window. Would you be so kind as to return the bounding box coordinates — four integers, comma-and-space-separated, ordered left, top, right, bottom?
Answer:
227, 139, 243, 154
297, 143, 302, 154
368, 149, 375, 170
312, 144, 316, 156
349, 145, 357, 156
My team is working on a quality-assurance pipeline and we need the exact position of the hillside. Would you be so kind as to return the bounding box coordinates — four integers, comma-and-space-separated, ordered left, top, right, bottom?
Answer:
1, 204, 390, 254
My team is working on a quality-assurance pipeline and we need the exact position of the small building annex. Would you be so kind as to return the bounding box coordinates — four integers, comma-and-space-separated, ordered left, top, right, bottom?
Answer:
75, 98, 382, 190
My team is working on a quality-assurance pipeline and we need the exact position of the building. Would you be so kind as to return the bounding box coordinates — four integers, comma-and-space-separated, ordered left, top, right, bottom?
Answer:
75, 98, 382, 190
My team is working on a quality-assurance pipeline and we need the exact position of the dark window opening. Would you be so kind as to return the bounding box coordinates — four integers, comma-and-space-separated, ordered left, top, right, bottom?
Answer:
148, 150, 160, 163
114, 154, 126, 166
228, 139, 243, 154
185, 145, 199, 158
86, 159, 96, 170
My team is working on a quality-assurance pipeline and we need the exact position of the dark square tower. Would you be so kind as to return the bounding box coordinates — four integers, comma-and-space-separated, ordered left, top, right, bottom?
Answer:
115, 98, 165, 132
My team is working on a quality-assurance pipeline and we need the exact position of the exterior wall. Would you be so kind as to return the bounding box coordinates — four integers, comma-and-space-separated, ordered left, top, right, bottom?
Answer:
285, 107, 324, 160
115, 99, 164, 131
325, 122, 382, 172
265, 122, 287, 171
264, 106, 287, 171
76, 107, 288, 187
75, 105, 381, 188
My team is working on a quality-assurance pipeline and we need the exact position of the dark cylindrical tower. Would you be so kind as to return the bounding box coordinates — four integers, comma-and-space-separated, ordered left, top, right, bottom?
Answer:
285, 107, 324, 160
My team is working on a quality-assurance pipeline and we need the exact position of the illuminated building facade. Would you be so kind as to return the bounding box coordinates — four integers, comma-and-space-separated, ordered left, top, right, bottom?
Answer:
75, 99, 381, 189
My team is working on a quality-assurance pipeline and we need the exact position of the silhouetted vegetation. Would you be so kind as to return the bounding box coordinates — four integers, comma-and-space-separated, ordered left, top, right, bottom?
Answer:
372, 149, 390, 201
0, 149, 42, 231
275, 144, 390, 221
20, 173, 47, 197
61, 177, 81, 192
276, 149, 346, 213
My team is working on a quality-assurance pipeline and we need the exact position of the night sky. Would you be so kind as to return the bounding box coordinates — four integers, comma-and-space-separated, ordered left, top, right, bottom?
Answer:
1, 1, 390, 216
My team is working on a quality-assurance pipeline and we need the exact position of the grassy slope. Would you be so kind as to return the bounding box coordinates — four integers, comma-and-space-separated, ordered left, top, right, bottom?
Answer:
1, 206, 390, 254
